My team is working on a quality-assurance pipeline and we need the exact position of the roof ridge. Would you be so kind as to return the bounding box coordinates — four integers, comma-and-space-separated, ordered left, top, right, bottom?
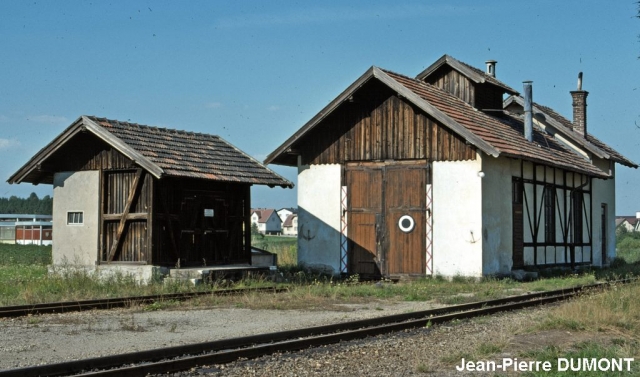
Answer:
87, 115, 221, 139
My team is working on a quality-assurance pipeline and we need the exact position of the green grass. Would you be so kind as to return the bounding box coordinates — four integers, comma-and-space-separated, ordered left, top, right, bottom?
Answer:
0, 243, 51, 265
1, 233, 640, 309
252, 235, 297, 266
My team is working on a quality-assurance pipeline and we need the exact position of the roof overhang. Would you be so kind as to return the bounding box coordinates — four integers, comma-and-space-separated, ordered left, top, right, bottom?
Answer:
415, 54, 518, 95
265, 66, 500, 166
7, 116, 164, 185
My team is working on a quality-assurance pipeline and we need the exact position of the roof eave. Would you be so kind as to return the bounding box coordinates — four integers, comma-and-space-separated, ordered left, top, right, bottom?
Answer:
7, 116, 86, 184
82, 116, 165, 179
416, 54, 518, 95
374, 68, 500, 157
265, 65, 501, 165
265, 66, 377, 165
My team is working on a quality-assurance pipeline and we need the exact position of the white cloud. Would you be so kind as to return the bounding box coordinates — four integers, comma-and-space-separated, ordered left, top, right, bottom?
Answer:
267, 105, 280, 112
27, 115, 69, 124
0, 138, 21, 150
205, 102, 223, 109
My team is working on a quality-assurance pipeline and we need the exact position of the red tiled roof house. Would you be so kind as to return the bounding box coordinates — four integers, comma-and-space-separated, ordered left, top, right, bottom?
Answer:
265, 55, 636, 278
8, 116, 292, 280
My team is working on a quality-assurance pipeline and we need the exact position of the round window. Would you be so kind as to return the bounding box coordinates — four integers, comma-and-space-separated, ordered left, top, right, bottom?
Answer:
398, 215, 415, 233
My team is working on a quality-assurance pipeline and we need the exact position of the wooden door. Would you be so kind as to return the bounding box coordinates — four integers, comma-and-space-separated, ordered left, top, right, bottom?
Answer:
346, 163, 428, 277
346, 168, 382, 276
180, 194, 229, 266
385, 166, 426, 275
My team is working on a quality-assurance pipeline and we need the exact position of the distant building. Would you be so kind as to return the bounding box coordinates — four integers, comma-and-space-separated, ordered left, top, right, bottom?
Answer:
282, 214, 298, 237
251, 208, 282, 235
616, 213, 640, 232
0, 214, 53, 246
277, 208, 297, 223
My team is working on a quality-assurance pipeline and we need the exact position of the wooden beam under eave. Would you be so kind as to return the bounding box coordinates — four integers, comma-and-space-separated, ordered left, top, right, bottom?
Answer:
106, 169, 145, 263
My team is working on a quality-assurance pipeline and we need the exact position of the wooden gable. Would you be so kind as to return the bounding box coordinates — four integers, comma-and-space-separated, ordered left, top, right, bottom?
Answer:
297, 79, 476, 165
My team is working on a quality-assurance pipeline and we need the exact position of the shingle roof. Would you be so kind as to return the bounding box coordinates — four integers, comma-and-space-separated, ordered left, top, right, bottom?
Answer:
8, 116, 294, 188
283, 213, 297, 227
529, 103, 637, 168
89, 117, 293, 186
383, 70, 608, 178
252, 208, 279, 223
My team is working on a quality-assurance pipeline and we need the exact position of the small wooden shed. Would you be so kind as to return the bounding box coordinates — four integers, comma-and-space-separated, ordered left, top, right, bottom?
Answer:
8, 116, 292, 274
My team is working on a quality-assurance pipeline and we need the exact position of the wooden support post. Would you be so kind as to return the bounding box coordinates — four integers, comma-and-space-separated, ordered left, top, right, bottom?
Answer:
107, 169, 144, 263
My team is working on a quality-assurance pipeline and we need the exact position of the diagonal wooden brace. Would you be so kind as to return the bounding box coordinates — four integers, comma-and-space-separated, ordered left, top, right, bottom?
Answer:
107, 169, 144, 263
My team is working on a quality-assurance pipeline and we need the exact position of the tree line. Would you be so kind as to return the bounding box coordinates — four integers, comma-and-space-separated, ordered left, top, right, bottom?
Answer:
0, 193, 53, 215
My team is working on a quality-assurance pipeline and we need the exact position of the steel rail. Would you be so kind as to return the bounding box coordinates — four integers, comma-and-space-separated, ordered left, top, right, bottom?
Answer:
0, 279, 634, 377
0, 286, 287, 318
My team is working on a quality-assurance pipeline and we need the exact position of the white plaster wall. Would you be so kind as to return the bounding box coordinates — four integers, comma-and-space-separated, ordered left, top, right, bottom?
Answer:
297, 164, 342, 274
432, 158, 483, 277
480, 156, 516, 275
591, 161, 616, 266
52, 171, 100, 266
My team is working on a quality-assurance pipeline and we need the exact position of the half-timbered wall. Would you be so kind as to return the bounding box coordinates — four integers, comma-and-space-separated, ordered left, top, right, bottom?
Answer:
513, 161, 593, 268
298, 81, 476, 165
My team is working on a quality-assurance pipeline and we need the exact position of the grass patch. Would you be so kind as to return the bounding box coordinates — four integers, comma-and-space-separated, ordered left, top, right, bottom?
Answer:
252, 235, 297, 266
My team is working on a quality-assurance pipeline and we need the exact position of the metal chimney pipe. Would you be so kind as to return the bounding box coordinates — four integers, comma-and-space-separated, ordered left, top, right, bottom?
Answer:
485, 60, 497, 77
523, 81, 533, 142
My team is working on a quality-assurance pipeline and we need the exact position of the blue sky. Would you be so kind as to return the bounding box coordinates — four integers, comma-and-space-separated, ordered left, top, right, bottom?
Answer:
1, 1, 639, 214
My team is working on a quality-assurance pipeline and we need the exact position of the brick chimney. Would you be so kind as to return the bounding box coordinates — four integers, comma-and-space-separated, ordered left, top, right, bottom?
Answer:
570, 72, 588, 137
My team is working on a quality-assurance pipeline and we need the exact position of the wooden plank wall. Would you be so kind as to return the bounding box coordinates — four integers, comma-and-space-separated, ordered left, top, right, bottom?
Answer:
300, 89, 476, 165
423, 68, 475, 106
101, 170, 153, 263
44, 133, 136, 172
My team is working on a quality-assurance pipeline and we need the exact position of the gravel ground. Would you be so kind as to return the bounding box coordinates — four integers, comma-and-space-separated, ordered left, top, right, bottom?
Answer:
0, 300, 442, 370
0, 300, 585, 376
166, 308, 555, 377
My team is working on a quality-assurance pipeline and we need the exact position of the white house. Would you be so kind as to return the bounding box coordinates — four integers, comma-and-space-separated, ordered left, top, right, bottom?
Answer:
251, 208, 282, 235
277, 208, 296, 223
282, 214, 298, 237
264, 54, 637, 278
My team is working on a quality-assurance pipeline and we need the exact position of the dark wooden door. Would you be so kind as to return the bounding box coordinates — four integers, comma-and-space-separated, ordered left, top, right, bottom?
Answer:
180, 194, 229, 266
346, 163, 427, 277
385, 166, 426, 275
346, 168, 382, 276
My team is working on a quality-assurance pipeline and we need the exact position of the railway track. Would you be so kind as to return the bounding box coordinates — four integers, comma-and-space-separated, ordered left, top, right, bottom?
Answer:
0, 286, 287, 318
1, 279, 632, 377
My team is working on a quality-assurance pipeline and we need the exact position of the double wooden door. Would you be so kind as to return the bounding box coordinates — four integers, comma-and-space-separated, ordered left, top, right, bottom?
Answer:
346, 163, 428, 277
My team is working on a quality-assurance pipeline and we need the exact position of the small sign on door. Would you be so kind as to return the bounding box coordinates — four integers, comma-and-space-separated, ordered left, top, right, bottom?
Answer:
204, 209, 214, 217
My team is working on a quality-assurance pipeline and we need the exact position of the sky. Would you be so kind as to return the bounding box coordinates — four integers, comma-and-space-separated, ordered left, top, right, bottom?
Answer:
1, 1, 639, 214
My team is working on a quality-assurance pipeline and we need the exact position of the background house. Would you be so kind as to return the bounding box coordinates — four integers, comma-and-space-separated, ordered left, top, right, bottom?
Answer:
277, 208, 297, 223
282, 214, 298, 237
8, 116, 292, 281
616, 214, 640, 233
251, 208, 282, 235
0, 214, 52, 246
265, 55, 636, 278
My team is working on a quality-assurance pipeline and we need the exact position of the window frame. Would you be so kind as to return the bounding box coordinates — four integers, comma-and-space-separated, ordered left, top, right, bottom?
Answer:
67, 211, 84, 225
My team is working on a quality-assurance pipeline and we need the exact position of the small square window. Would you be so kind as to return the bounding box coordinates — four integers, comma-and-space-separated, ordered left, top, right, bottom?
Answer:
67, 212, 84, 225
